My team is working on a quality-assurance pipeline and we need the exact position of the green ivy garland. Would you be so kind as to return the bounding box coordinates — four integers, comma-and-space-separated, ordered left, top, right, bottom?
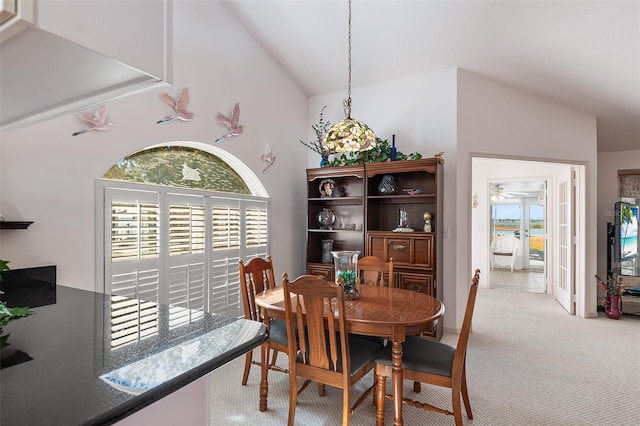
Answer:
324, 138, 422, 167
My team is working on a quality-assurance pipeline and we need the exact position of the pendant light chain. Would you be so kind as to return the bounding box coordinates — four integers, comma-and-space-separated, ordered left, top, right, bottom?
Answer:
344, 0, 353, 119
322, 0, 376, 155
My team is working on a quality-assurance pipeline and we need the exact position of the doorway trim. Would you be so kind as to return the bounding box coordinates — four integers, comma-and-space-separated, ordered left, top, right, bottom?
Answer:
488, 179, 548, 292
471, 154, 588, 316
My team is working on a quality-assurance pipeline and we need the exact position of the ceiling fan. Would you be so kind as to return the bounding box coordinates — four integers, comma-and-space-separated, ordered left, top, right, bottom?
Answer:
490, 184, 531, 201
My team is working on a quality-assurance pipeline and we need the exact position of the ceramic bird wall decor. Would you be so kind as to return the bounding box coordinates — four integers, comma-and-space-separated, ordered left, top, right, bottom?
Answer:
72, 104, 117, 136
261, 144, 276, 172
157, 87, 195, 124
214, 102, 243, 143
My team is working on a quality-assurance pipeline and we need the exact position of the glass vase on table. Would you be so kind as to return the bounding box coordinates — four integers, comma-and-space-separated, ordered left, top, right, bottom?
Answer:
331, 250, 360, 300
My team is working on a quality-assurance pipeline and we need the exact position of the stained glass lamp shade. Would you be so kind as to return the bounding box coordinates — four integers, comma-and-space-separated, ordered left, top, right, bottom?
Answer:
323, 118, 376, 153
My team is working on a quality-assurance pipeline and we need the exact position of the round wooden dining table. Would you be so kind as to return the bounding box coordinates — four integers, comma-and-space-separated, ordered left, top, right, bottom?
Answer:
254, 283, 445, 426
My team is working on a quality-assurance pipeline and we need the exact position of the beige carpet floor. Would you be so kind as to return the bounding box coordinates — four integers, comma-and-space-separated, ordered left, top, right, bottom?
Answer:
209, 288, 640, 425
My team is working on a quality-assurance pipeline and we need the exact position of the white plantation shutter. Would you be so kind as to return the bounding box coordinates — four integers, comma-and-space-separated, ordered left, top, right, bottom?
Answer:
167, 195, 208, 318
110, 295, 159, 349
110, 268, 160, 301
209, 197, 242, 316
169, 203, 206, 256
111, 202, 160, 261
106, 188, 161, 302
102, 184, 269, 325
212, 205, 241, 250
245, 200, 268, 248
209, 256, 241, 316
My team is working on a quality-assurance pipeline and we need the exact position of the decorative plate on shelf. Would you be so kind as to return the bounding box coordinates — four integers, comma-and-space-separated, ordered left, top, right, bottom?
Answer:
319, 179, 336, 197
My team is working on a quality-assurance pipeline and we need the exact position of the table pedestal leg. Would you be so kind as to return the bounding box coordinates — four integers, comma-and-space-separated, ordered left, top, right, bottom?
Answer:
392, 340, 403, 426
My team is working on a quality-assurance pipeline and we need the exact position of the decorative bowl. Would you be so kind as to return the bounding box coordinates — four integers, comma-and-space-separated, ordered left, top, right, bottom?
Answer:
403, 188, 423, 195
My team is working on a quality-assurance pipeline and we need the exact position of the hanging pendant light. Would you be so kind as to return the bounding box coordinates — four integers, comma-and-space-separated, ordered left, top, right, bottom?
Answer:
322, 0, 377, 154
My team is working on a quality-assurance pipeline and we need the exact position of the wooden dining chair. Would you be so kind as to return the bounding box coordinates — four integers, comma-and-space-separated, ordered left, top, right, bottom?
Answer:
282, 273, 385, 426
374, 269, 481, 426
358, 256, 394, 288
239, 256, 288, 385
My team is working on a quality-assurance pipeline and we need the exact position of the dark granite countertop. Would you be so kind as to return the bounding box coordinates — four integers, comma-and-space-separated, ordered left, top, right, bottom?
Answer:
0, 284, 267, 426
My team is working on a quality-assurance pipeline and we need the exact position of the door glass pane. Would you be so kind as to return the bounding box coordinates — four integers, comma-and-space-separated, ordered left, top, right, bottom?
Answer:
528, 203, 545, 270
490, 204, 522, 243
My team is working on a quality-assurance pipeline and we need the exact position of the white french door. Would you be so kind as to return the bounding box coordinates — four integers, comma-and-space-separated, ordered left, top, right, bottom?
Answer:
523, 197, 545, 272
556, 171, 575, 314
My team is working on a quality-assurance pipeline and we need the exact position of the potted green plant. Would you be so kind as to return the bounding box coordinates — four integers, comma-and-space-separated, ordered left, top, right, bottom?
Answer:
1, 260, 34, 349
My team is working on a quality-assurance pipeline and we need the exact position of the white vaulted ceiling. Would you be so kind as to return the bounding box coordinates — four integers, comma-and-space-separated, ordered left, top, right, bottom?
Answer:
225, 1, 640, 153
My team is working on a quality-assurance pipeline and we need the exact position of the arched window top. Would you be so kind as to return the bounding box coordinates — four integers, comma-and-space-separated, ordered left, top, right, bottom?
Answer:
102, 141, 268, 197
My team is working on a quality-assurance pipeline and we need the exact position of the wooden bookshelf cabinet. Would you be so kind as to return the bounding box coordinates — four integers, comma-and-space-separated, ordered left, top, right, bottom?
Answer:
305, 158, 443, 339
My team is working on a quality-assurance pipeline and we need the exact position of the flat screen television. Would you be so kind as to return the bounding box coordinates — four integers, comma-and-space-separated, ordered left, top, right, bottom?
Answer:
614, 201, 639, 262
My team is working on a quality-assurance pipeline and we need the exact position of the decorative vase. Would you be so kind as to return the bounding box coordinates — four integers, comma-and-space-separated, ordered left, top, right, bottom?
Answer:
317, 208, 336, 230
331, 250, 360, 300
320, 155, 329, 167
605, 295, 623, 319
321, 239, 334, 264
398, 209, 408, 228
377, 175, 398, 195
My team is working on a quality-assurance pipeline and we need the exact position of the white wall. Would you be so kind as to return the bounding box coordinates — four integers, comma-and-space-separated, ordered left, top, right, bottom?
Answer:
0, 2, 309, 290
458, 70, 598, 319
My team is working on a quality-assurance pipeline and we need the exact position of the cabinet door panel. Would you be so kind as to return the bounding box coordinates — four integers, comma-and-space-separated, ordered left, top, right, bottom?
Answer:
413, 236, 434, 269
368, 236, 387, 260
398, 272, 435, 298
387, 238, 411, 264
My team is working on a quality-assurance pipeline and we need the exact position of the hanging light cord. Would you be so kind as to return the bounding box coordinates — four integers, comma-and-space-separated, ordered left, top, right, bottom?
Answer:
344, 0, 353, 119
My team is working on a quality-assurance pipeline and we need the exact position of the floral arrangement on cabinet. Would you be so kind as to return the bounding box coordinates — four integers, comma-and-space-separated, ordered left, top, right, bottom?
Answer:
300, 106, 333, 165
